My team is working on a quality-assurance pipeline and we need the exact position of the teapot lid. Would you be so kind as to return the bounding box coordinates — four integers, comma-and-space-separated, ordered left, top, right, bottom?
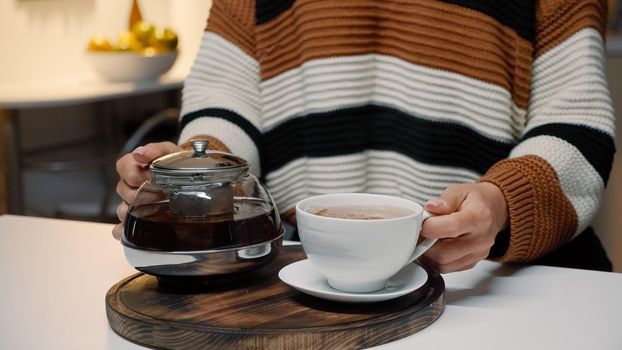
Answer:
150, 139, 248, 181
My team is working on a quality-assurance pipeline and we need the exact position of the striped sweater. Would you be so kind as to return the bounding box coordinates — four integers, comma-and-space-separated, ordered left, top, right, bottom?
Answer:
178, 0, 616, 262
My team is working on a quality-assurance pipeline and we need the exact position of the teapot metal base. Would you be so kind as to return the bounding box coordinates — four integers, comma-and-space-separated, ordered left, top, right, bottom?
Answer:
121, 231, 284, 282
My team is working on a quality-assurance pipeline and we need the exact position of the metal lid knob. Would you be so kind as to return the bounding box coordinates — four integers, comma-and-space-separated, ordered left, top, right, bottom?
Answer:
149, 138, 248, 184
192, 139, 209, 156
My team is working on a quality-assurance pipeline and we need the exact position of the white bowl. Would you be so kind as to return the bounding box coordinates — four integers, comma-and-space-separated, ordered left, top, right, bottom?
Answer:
86, 51, 178, 82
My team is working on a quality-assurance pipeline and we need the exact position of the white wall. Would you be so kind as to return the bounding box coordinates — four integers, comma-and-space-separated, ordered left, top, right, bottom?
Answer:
0, 0, 212, 84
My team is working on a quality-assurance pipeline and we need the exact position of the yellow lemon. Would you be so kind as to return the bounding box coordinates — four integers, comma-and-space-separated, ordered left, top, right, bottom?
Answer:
131, 20, 156, 46
87, 35, 112, 51
151, 27, 178, 51
141, 46, 167, 56
116, 31, 143, 51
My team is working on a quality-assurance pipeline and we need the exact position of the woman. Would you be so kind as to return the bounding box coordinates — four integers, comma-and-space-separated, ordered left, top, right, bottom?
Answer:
114, 0, 615, 272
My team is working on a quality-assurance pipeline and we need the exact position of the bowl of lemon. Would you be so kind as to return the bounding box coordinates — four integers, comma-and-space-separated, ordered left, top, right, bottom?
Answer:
86, 21, 179, 82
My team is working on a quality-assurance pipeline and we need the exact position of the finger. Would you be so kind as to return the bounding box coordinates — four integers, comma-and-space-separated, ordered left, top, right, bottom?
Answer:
422, 235, 472, 266
424, 185, 469, 215
281, 208, 297, 226
117, 202, 129, 223
116, 180, 138, 204
421, 233, 491, 273
421, 210, 476, 239
112, 223, 123, 240
424, 198, 447, 215
116, 153, 150, 187
420, 252, 484, 274
132, 141, 180, 164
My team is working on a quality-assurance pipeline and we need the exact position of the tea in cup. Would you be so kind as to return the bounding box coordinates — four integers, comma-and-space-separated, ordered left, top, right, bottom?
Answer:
296, 193, 436, 293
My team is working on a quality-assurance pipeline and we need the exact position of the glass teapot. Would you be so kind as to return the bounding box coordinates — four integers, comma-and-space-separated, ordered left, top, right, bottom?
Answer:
121, 139, 283, 282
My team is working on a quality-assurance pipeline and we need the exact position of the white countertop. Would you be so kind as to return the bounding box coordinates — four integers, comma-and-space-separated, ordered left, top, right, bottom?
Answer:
0, 71, 185, 110
1, 214, 621, 350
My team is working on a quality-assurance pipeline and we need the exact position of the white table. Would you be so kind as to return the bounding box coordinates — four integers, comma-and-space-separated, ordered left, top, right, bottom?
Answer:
1, 215, 621, 350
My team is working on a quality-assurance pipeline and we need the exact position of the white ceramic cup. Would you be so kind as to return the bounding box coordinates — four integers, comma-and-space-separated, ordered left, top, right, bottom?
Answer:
296, 193, 436, 293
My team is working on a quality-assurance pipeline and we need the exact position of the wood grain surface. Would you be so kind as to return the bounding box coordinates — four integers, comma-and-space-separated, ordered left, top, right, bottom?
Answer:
106, 245, 445, 350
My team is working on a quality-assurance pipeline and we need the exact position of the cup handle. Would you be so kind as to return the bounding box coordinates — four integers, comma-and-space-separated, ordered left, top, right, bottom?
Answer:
406, 210, 437, 265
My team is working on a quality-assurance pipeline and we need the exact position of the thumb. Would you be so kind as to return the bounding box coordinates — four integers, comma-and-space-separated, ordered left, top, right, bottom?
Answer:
425, 185, 469, 215
132, 141, 180, 164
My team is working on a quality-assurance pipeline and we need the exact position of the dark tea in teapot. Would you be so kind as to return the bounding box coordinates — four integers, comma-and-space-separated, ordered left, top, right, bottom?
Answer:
124, 198, 280, 251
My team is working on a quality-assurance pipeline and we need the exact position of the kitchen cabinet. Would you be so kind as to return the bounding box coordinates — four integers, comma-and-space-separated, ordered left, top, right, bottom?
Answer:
0, 74, 183, 218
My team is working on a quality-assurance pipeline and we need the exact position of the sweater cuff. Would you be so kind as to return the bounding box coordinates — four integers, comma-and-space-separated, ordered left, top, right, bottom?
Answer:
479, 155, 577, 262
488, 227, 511, 259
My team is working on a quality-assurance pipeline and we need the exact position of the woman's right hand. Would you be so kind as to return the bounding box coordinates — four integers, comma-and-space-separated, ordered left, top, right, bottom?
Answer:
112, 141, 181, 239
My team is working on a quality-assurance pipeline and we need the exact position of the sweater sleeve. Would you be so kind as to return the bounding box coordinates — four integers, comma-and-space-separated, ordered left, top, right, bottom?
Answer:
480, 0, 616, 262
179, 0, 262, 176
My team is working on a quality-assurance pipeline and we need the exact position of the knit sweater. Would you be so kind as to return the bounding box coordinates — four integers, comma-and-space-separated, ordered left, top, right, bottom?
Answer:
178, 0, 616, 262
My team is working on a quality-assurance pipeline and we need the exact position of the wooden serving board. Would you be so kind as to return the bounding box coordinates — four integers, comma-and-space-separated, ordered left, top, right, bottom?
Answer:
106, 246, 445, 350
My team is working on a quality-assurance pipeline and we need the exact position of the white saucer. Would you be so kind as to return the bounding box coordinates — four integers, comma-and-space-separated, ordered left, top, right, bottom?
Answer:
278, 259, 428, 303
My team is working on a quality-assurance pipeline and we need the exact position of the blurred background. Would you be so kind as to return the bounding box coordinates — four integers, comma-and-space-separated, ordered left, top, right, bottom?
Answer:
0, 0, 211, 220
0, 0, 621, 271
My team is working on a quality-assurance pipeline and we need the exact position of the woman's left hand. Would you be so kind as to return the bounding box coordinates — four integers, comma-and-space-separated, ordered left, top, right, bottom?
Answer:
419, 182, 509, 273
